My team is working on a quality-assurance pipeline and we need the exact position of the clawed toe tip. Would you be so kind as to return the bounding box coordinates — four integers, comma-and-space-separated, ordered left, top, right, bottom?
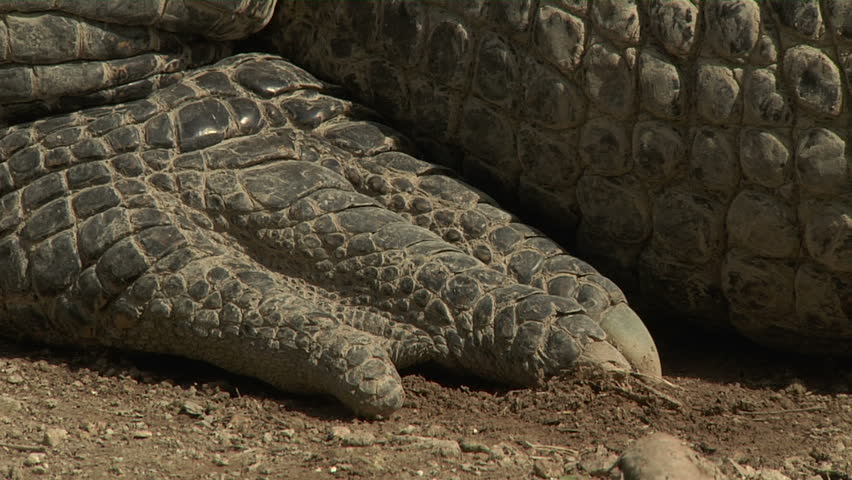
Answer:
347, 387, 405, 419
593, 303, 662, 378
339, 368, 406, 419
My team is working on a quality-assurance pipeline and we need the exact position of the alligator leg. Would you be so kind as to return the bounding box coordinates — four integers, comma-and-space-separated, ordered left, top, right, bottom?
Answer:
0, 53, 660, 417
269, 88, 660, 376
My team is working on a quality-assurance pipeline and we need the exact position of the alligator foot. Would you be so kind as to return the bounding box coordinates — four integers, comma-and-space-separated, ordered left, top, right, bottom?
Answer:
0, 54, 660, 416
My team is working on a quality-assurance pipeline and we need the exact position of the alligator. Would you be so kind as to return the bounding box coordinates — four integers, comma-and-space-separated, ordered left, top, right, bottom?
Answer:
0, 1, 849, 422
261, 0, 852, 353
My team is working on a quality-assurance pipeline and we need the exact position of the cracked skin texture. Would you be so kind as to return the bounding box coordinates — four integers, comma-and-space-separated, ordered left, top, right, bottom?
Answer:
0, 52, 659, 417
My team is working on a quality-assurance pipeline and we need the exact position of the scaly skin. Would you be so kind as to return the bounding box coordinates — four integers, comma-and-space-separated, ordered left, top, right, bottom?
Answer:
263, 0, 852, 354
0, 0, 274, 124
0, 53, 659, 417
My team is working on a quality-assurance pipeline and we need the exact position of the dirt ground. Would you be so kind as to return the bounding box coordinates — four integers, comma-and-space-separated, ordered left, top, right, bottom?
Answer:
0, 320, 850, 480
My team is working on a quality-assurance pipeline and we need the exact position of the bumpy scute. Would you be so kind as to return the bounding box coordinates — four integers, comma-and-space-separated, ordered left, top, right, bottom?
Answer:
265, 0, 852, 354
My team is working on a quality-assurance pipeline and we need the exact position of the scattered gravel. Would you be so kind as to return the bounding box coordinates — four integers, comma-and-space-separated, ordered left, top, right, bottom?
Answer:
0, 335, 850, 479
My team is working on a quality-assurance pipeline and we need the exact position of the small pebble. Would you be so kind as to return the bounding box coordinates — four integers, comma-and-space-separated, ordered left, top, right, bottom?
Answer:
6, 374, 24, 385
6, 466, 24, 480
132, 430, 153, 439
181, 400, 205, 417
0, 395, 23, 415
24, 453, 44, 466
580, 445, 619, 475
533, 458, 562, 479
329, 426, 376, 447
617, 432, 719, 480
408, 436, 461, 458
756, 470, 792, 480
42, 428, 69, 447
459, 440, 491, 455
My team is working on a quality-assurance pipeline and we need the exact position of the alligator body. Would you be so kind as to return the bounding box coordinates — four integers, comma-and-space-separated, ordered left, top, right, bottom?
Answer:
0, 0, 849, 418
264, 0, 852, 353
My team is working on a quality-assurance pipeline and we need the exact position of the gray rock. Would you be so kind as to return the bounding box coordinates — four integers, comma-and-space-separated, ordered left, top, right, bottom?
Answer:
616, 432, 721, 480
